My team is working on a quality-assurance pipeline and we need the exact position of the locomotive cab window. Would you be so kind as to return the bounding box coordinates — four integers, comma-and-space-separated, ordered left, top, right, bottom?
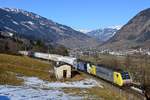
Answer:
121, 72, 130, 79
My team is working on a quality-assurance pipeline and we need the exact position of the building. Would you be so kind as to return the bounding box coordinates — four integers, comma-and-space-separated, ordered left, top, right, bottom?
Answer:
54, 62, 72, 80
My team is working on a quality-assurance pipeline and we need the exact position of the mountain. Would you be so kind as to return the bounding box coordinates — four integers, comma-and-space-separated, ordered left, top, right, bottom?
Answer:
0, 8, 99, 48
102, 8, 150, 50
87, 27, 121, 42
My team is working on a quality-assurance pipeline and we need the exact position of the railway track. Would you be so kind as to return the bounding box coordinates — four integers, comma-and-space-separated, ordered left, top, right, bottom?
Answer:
123, 87, 145, 100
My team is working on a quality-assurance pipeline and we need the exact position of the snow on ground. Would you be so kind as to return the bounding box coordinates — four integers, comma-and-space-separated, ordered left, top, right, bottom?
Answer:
0, 85, 82, 100
23, 77, 103, 89
0, 77, 103, 100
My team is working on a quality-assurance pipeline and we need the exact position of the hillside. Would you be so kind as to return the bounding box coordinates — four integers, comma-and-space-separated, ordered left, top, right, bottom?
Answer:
102, 8, 150, 50
0, 54, 51, 85
0, 54, 132, 100
0, 8, 99, 48
0, 54, 87, 85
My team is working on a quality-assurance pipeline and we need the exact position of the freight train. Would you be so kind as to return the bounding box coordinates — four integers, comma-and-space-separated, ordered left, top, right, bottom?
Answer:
19, 51, 132, 86
19, 51, 77, 65
76, 60, 132, 86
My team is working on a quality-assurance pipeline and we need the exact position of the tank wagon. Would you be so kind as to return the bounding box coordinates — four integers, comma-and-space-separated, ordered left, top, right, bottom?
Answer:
76, 61, 132, 86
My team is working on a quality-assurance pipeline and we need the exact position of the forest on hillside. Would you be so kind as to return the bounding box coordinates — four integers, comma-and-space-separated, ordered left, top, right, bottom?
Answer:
0, 31, 68, 56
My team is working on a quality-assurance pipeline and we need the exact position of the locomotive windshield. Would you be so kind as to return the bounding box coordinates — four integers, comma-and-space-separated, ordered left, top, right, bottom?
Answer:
121, 72, 130, 79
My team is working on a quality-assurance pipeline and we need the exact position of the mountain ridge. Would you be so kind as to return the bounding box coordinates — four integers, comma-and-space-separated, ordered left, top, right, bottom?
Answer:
0, 7, 99, 49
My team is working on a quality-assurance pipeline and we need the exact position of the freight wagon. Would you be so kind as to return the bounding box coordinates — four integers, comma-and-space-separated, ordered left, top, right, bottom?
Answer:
77, 61, 87, 71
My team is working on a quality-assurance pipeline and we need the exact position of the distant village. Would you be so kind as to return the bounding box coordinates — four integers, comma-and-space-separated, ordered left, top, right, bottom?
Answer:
69, 48, 150, 57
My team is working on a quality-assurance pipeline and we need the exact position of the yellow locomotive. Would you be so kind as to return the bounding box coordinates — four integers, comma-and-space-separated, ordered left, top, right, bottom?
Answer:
77, 61, 132, 86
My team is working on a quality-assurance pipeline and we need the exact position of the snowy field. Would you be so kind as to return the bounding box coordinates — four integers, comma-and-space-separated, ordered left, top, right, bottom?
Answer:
0, 77, 103, 100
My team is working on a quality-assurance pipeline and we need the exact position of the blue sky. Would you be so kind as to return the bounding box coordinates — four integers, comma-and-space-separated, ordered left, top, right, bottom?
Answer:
0, 0, 150, 30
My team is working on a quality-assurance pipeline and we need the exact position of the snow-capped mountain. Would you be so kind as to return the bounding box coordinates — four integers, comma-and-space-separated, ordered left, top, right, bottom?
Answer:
0, 7, 99, 48
86, 27, 121, 42
77, 29, 91, 33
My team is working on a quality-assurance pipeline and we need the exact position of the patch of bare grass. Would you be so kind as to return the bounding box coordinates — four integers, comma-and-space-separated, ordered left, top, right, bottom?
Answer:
0, 54, 54, 85
0, 71, 23, 85
0, 54, 87, 85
